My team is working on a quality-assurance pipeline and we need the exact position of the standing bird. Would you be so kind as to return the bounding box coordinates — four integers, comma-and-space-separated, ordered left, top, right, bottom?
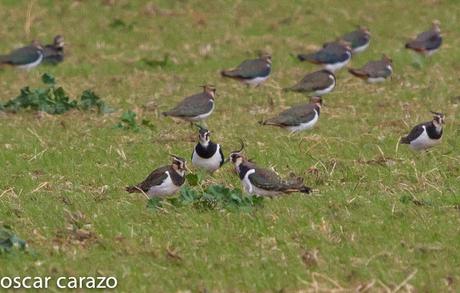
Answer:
221, 54, 272, 87
126, 155, 188, 198
298, 40, 352, 72
284, 69, 336, 96
0, 40, 44, 70
348, 54, 393, 83
405, 21, 442, 56
43, 35, 65, 64
191, 125, 225, 173
400, 111, 445, 151
341, 27, 371, 54
162, 85, 216, 124
260, 96, 322, 133
229, 143, 311, 196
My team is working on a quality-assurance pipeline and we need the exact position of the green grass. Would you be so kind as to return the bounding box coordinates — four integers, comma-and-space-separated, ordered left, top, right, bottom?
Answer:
1, 0, 459, 291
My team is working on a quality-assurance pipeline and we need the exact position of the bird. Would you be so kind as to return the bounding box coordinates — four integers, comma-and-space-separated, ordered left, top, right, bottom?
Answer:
284, 69, 336, 96
191, 125, 225, 173
405, 20, 442, 56
0, 40, 44, 70
298, 40, 352, 72
400, 111, 445, 151
260, 96, 322, 133
162, 85, 216, 124
348, 54, 393, 83
221, 54, 272, 87
229, 142, 311, 196
340, 27, 371, 54
43, 35, 65, 64
126, 155, 188, 198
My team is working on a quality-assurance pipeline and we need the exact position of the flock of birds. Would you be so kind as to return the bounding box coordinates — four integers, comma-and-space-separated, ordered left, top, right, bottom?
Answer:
0, 22, 445, 199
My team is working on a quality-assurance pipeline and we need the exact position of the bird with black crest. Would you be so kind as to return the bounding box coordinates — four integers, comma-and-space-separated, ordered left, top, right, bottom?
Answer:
229, 141, 312, 197
191, 124, 225, 173
400, 111, 445, 151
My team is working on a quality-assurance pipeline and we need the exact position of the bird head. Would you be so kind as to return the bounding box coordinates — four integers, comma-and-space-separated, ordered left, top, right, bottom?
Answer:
31, 40, 43, 50
359, 26, 371, 36
382, 54, 393, 64
201, 84, 216, 98
310, 96, 323, 107
170, 155, 189, 175
430, 111, 445, 126
260, 53, 272, 64
53, 35, 65, 49
432, 20, 441, 33
229, 140, 245, 167
337, 39, 352, 51
195, 124, 211, 145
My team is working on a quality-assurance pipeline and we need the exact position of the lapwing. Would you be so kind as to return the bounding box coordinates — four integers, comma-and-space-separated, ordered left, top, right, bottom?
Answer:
43, 35, 64, 64
298, 40, 352, 72
284, 69, 336, 96
405, 21, 442, 56
341, 27, 371, 54
400, 111, 445, 151
126, 155, 188, 198
0, 40, 44, 70
162, 85, 216, 124
191, 125, 225, 173
221, 54, 272, 87
229, 143, 311, 196
348, 54, 393, 83
260, 96, 322, 133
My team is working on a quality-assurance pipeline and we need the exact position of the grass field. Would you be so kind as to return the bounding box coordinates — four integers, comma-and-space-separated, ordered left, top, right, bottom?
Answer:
0, 0, 459, 291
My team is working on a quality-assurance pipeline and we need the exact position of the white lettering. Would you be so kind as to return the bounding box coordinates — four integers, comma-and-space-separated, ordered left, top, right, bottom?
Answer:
56, 277, 66, 288
0, 277, 12, 288
106, 277, 117, 288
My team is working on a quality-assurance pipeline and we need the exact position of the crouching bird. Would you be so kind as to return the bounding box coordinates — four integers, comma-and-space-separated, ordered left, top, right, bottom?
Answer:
191, 125, 225, 173
405, 20, 442, 56
0, 40, 44, 70
284, 70, 336, 96
126, 155, 188, 198
229, 142, 311, 196
298, 40, 352, 72
400, 111, 445, 151
43, 35, 65, 64
260, 96, 322, 133
221, 54, 272, 87
162, 85, 216, 124
348, 54, 393, 83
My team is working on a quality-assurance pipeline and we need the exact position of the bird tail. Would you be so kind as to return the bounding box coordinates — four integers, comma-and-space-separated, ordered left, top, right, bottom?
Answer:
298, 185, 312, 194
258, 118, 280, 127
348, 68, 367, 78
0, 55, 9, 64
221, 69, 238, 78
297, 53, 317, 63
399, 136, 410, 144
126, 185, 141, 193
284, 177, 312, 194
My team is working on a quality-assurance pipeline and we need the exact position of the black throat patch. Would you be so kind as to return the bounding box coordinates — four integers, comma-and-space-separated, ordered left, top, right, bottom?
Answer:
195, 141, 218, 159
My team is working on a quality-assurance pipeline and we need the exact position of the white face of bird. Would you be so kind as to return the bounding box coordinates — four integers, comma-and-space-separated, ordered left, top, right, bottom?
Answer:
310, 96, 322, 108
431, 112, 445, 128
229, 152, 244, 167
199, 129, 211, 146
262, 54, 272, 64
171, 155, 188, 175
202, 85, 216, 98
54, 35, 65, 48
